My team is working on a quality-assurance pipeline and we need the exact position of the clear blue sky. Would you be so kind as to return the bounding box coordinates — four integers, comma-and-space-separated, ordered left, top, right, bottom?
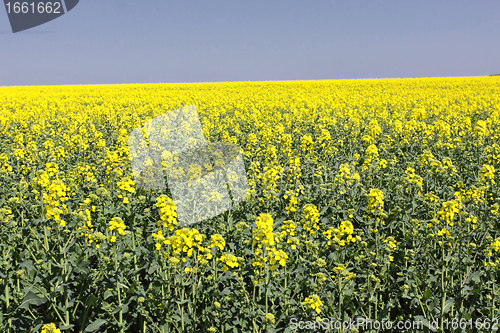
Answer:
1, 0, 499, 86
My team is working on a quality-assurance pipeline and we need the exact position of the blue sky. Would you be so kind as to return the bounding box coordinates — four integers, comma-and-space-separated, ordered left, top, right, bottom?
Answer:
1, 0, 499, 86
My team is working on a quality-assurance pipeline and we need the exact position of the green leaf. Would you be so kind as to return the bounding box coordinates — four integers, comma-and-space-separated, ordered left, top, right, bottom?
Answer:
470, 271, 482, 283
19, 291, 46, 309
84, 319, 107, 332
442, 297, 455, 314
428, 298, 439, 312
61, 238, 76, 253
86, 294, 98, 307
103, 289, 114, 299
76, 259, 90, 272
60, 324, 75, 330
19, 260, 36, 273
423, 289, 432, 299
343, 287, 353, 296
121, 303, 129, 314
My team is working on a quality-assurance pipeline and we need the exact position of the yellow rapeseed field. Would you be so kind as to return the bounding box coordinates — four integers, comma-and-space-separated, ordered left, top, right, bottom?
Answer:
0, 77, 499, 332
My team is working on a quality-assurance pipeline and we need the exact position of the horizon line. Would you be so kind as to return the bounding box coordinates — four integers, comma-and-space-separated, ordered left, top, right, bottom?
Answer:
0, 74, 497, 88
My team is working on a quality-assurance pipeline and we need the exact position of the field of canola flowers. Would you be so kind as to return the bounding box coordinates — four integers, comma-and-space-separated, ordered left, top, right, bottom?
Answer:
1, 77, 500, 333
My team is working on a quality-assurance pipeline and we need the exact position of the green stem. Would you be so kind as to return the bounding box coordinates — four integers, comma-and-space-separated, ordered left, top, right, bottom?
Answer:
51, 302, 66, 325
492, 275, 496, 320
338, 275, 342, 320
160, 267, 168, 333
284, 265, 288, 319
5, 281, 11, 333
164, 268, 168, 298
181, 288, 185, 332
440, 245, 447, 332
44, 226, 51, 275
115, 246, 123, 333
29, 282, 65, 323
213, 253, 217, 283
78, 306, 90, 333
368, 277, 371, 320
265, 265, 269, 315
191, 276, 196, 316
63, 252, 70, 326
64, 285, 70, 326
411, 271, 428, 319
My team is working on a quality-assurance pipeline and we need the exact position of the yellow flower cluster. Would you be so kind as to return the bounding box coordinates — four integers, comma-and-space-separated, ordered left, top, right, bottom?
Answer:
300, 134, 314, 159
437, 228, 451, 237
165, 228, 204, 258
318, 128, 334, 154
367, 119, 382, 138
436, 228, 452, 246
333, 264, 345, 276
77, 208, 100, 248
459, 187, 487, 205
363, 144, 379, 169
284, 156, 303, 214
404, 167, 423, 194
33, 163, 70, 227
367, 188, 384, 215
484, 238, 500, 268
479, 164, 495, 185
331, 264, 357, 280
301, 204, 320, 237
153, 228, 231, 268
152, 228, 230, 267
0, 207, 13, 223
260, 164, 283, 206
383, 236, 397, 252
41, 323, 61, 333
117, 177, 136, 204
252, 214, 288, 269
268, 248, 288, 269
491, 203, 499, 216
107, 217, 127, 243
156, 195, 178, 231
278, 220, 299, 249
104, 150, 125, 178
0, 153, 13, 172
151, 230, 166, 251
323, 220, 360, 248
253, 213, 276, 248
75, 164, 98, 189
487, 238, 500, 257
473, 120, 490, 145
208, 234, 226, 251
303, 294, 323, 314
377, 159, 388, 169
280, 220, 296, 238
484, 143, 500, 165
335, 163, 360, 194
217, 252, 239, 272
278, 220, 301, 251
420, 150, 442, 173
187, 163, 203, 181
436, 194, 462, 227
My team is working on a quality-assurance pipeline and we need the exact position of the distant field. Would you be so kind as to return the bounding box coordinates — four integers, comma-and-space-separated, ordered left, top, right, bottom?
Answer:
0, 77, 499, 332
